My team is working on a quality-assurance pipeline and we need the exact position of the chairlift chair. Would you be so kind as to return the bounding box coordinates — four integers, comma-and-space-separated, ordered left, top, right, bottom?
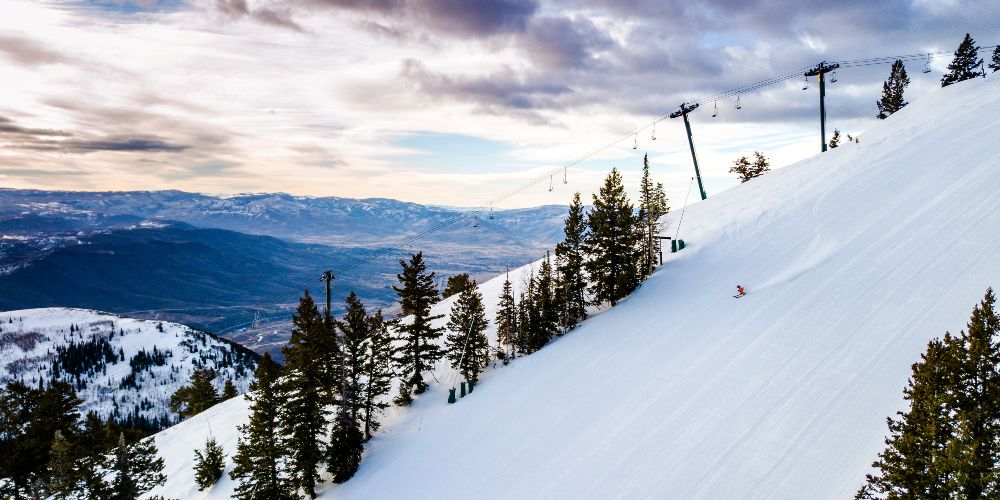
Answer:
830, 70, 837, 83
651, 122, 657, 141
633, 133, 638, 149
549, 175, 554, 192
923, 54, 932, 73
712, 100, 718, 117
735, 95, 742, 110
488, 208, 494, 220
562, 167, 568, 184
802, 75, 809, 90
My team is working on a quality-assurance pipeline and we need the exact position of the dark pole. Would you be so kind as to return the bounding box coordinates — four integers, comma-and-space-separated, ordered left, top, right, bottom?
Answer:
670, 103, 707, 200
320, 270, 334, 316
805, 62, 839, 152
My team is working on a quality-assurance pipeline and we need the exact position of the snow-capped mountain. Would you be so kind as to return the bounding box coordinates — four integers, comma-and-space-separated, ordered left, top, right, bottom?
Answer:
146, 76, 1000, 498
0, 308, 259, 429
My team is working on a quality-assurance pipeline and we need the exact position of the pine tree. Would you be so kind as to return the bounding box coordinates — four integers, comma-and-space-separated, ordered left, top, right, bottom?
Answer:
876, 59, 910, 119
170, 368, 220, 418
109, 433, 166, 500
326, 401, 363, 483
637, 155, 670, 278
230, 353, 296, 500
991, 45, 1000, 72
222, 378, 238, 399
193, 436, 226, 490
856, 336, 960, 498
730, 151, 770, 183
941, 33, 983, 87
443, 273, 474, 298
584, 168, 642, 306
828, 129, 841, 149
495, 273, 519, 361
555, 193, 588, 333
361, 310, 393, 441
46, 430, 78, 498
279, 291, 332, 499
445, 282, 490, 386
392, 252, 445, 399
339, 292, 371, 425
533, 253, 559, 348
950, 289, 1000, 497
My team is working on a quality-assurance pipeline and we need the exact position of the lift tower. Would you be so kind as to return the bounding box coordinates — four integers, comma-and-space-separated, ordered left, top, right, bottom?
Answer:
670, 102, 707, 200
804, 61, 840, 152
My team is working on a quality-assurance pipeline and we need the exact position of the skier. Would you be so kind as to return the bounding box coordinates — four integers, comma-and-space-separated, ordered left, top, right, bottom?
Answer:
735, 285, 746, 298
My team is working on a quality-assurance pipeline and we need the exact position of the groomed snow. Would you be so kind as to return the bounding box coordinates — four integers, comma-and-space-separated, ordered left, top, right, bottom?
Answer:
150, 76, 1000, 499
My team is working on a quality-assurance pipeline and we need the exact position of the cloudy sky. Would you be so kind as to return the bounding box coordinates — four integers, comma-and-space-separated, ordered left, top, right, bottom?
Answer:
0, 0, 996, 207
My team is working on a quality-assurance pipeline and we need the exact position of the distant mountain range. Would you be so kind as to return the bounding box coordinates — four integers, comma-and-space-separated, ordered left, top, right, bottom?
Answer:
0, 189, 568, 355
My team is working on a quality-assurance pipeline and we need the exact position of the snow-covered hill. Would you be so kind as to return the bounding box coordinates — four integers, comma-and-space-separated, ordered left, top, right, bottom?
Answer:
0, 308, 258, 428
149, 76, 1000, 499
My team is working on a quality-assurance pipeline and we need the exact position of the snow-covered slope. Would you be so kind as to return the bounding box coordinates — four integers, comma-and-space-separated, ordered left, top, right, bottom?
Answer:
150, 77, 1000, 499
0, 308, 258, 427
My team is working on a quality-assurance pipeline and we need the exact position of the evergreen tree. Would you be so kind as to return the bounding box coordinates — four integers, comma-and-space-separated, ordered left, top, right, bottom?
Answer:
46, 430, 78, 498
392, 252, 445, 400
230, 353, 296, 500
109, 432, 166, 500
876, 59, 910, 119
637, 155, 670, 278
193, 436, 226, 490
533, 253, 559, 348
279, 291, 332, 499
170, 368, 220, 418
443, 273, 474, 298
991, 45, 1000, 72
445, 282, 490, 386
950, 289, 1000, 497
555, 193, 588, 332
583, 168, 642, 307
339, 291, 371, 424
222, 378, 238, 400
361, 310, 393, 441
495, 273, 519, 361
729, 151, 770, 183
941, 33, 983, 87
828, 129, 841, 149
856, 336, 961, 498
515, 289, 532, 355
326, 402, 363, 484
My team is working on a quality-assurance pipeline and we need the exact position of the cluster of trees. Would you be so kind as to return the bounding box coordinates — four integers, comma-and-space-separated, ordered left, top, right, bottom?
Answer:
878, 33, 997, 121
857, 289, 1000, 498
0, 381, 165, 499
169, 368, 238, 418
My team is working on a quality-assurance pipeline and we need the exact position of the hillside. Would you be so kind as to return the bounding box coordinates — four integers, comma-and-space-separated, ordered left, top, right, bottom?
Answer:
0, 308, 258, 430
149, 76, 1000, 498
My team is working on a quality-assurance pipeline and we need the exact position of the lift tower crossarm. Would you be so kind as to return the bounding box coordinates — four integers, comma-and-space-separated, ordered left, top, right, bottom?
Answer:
670, 102, 707, 200
804, 61, 840, 152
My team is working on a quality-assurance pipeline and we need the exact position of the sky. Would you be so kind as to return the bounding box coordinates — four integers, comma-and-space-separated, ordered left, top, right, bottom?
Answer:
0, 0, 996, 208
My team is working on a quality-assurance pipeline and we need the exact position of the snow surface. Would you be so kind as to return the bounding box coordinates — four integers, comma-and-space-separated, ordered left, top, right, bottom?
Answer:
149, 77, 1000, 499
0, 308, 256, 424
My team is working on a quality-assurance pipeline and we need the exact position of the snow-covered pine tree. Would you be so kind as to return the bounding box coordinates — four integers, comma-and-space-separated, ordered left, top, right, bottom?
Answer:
876, 59, 910, 119
222, 378, 238, 399
169, 368, 220, 418
361, 310, 393, 441
828, 130, 841, 149
555, 192, 588, 333
279, 291, 333, 499
338, 291, 371, 424
941, 33, 983, 87
495, 273, 519, 361
392, 252, 445, 399
445, 282, 490, 386
230, 353, 296, 500
584, 168, 642, 307
637, 156, 670, 278
110, 432, 166, 500
991, 45, 1000, 72
193, 436, 226, 490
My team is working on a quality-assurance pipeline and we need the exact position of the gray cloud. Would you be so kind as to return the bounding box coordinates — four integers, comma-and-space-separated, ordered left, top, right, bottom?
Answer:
0, 34, 70, 67
216, 0, 303, 31
0, 115, 188, 154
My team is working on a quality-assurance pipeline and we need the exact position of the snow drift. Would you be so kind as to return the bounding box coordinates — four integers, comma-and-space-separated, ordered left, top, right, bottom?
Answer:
149, 76, 1000, 499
